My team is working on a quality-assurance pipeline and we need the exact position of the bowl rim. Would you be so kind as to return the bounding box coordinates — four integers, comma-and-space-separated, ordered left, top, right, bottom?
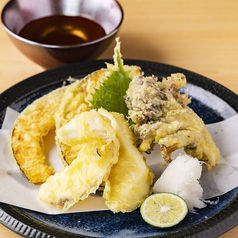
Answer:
1, 0, 124, 49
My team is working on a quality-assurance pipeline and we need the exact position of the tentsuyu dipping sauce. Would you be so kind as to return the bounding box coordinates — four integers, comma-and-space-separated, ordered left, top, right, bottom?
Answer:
19, 15, 106, 45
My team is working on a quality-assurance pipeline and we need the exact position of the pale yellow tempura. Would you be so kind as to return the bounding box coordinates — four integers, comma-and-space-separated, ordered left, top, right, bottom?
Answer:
55, 69, 108, 166
38, 110, 120, 211
55, 67, 142, 166
98, 109, 154, 213
38, 109, 154, 213
10, 86, 67, 183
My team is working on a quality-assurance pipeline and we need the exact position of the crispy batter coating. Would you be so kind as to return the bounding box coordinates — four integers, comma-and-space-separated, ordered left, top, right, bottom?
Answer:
99, 109, 154, 213
10, 64, 143, 184
125, 73, 220, 170
10, 86, 68, 183
39, 109, 154, 212
55, 69, 108, 166
39, 110, 120, 211
55, 66, 143, 166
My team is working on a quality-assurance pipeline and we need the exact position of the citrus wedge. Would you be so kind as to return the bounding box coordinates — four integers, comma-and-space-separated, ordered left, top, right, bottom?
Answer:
140, 193, 188, 228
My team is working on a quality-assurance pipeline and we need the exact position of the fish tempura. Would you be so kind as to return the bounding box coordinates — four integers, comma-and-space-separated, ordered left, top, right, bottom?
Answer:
98, 109, 154, 213
38, 110, 120, 211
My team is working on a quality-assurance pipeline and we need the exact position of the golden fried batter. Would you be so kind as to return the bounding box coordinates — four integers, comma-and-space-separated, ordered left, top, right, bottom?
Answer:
10, 86, 68, 183
10, 63, 143, 184
39, 109, 154, 213
55, 69, 108, 166
55, 66, 143, 166
125, 73, 220, 170
39, 110, 120, 211
98, 109, 154, 213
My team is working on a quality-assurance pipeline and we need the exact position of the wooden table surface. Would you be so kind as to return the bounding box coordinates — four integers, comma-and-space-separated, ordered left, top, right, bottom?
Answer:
1, 0, 238, 237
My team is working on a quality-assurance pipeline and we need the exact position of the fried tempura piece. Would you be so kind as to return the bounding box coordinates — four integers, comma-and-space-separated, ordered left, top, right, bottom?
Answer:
38, 110, 120, 211
10, 85, 69, 184
125, 73, 220, 170
55, 67, 143, 166
98, 109, 154, 213
55, 69, 108, 166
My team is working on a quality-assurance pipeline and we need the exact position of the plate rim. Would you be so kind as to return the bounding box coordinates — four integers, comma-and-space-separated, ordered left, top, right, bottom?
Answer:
0, 59, 238, 238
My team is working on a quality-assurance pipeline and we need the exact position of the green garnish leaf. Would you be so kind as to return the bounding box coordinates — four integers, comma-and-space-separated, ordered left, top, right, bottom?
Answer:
90, 38, 132, 118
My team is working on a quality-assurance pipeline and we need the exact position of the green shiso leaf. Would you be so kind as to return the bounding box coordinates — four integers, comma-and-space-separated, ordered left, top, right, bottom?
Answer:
89, 38, 132, 119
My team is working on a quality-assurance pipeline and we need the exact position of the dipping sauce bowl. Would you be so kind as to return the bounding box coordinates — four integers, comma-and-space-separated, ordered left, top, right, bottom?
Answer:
1, 0, 124, 69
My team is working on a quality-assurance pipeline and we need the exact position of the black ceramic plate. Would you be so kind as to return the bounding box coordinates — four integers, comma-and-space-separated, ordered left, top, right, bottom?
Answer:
0, 60, 238, 238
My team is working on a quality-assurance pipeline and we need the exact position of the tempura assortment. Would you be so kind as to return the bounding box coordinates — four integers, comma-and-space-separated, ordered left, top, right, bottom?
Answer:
9, 38, 220, 213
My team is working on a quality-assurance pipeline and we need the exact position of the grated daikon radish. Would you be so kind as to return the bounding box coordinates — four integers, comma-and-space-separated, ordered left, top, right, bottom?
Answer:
153, 154, 206, 211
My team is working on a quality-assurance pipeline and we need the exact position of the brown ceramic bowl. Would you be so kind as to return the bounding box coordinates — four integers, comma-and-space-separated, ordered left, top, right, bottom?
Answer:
1, 0, 123, 69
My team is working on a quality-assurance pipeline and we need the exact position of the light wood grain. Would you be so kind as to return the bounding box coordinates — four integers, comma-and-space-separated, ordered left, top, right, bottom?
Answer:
1, 0, 238, 237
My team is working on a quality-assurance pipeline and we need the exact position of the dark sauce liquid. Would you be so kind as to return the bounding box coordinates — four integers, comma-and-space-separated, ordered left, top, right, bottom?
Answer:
19, 15, 106, 45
